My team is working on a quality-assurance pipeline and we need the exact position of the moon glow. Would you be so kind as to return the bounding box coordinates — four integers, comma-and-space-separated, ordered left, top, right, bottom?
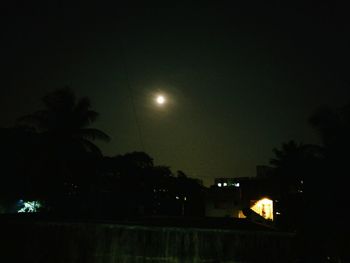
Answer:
156, 95, 166, 105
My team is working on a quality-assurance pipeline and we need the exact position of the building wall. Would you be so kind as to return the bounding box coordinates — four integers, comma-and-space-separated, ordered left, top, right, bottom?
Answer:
205, 187, 243, 218
0, 220, 296, 263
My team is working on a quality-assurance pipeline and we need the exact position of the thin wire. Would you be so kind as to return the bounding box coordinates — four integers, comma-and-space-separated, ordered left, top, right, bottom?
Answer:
119, 38, 146, 152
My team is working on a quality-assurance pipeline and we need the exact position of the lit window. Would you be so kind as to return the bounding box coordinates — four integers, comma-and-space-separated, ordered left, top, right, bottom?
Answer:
238, 210, 246, 218
250, 198, 274, 220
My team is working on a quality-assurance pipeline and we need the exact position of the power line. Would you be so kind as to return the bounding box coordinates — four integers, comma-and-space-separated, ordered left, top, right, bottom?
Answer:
118, 37, 146, 152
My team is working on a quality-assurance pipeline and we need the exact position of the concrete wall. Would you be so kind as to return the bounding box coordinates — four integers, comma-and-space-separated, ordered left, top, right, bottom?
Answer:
0, 220, 295, 263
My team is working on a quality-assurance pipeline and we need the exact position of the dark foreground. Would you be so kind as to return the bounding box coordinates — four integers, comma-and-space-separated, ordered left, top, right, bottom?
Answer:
0, 214, 294, 263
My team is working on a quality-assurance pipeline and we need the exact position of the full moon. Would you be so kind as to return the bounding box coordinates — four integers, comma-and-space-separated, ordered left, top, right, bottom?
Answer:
156, 95, 166, 105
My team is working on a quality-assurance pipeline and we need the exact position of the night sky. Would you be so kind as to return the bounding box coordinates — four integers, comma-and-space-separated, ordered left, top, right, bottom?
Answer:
2, 3, 350, 186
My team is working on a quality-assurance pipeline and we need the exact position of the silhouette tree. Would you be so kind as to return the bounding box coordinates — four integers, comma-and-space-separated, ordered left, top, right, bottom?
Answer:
17, 87, 110, 211
93, 152, 159, 217
262, 103, 350, 260
175, 170, 205, 216
96, 152, 205, 217
308, 103, 350, 216
0, 126, 39, 212
309, 103, 350, 166
270, 140, 323, 187
19, 87, 110, 154
269, 140, 324, 232
287, 102, 350, 261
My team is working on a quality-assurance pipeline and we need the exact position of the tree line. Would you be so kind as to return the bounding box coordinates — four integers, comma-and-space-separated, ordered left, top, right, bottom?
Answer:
0, 87, 204, 218
1, 87, 349, 259
267, 101, 350, 261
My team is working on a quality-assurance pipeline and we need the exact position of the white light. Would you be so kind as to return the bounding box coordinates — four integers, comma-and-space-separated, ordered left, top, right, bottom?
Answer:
18, 201, 41, 213
217, 183, 222, 187
176, 196, 179, 199
184, 197, 187, 201
223, 182, 227, 187
233, 183, 240, 187
156, 95, 165, 105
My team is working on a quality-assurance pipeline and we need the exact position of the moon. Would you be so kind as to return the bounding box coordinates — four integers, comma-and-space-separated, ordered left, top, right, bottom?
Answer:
156, 95, 166, 105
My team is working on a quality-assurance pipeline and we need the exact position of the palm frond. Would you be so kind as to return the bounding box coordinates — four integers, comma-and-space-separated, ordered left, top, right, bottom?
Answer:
17, 110, 50, 131
74, 97, 99, 127
42, 87, 76, 112
76, 128, 111, 142
80, 139, 103, 156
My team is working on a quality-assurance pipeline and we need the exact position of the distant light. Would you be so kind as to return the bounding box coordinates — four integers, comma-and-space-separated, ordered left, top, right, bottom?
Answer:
233, 183, 240, 187
217, 183, 222, 187
156, 95, 166, 105
238, 210, 246, 219
18, 200, 42, 213
176, 196, 179, 199
276, 211, 281, 215
184, 197, 187, 201
223, 182, 227, 187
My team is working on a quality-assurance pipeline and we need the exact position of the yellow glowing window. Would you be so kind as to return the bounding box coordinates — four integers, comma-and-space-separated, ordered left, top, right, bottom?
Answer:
238, 210, 246, 219
250, 198, 273, 220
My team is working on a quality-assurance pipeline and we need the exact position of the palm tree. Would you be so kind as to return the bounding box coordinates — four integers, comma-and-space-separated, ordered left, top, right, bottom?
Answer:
308, 102, 350, 206
270, 140, 323, 194
270, 140, 322, 174
17, 87, 110, 210
18, 87, 110, 155
304, 103, 350, 261
309, 103, 350, 163
269, 140, 324, 228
